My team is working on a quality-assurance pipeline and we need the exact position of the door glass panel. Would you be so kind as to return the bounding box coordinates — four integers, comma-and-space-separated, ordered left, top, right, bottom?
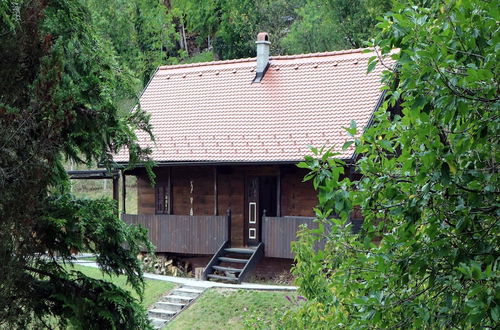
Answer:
249, 202, 256, 223
248, 177, 258, 199
249, 228, 256, 239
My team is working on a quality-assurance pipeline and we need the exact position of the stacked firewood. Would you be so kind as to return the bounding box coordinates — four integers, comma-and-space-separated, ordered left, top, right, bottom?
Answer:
138, 254, 192, 277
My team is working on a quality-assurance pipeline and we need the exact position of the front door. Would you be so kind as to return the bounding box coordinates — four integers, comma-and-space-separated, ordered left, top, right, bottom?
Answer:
245, 176, 278, 246
246, 176, 260, 245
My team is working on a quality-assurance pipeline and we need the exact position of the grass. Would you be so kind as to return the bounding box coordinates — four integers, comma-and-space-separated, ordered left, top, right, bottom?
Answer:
71, 176, 138, 214
71, 264, 175, 308
166, 289, 298, 330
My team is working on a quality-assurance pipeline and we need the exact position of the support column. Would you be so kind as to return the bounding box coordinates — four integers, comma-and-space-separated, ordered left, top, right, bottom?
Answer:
112, 174, 119, 215
277, 166, 281, 217
168, 167, 172, 214
121, 170, 126, 214
213, 166, 218, 215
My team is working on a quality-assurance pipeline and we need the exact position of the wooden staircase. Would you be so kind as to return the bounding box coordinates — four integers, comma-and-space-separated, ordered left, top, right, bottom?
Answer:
202, 242, 264, 283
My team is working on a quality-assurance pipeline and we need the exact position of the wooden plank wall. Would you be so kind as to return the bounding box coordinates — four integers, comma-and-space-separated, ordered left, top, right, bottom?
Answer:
262, 216, 324, 259
134, 165, 320, 247
122, 214, 228, 254
171, 167, 214, 215
217, 168, 245, 246
137, 176, 155, 214
280, 166, 316, 217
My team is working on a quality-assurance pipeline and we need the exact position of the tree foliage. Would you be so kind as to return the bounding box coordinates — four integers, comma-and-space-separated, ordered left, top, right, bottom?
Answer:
83, 0, 176, 87
281, 0, 499, 328
0, 0, 154, 328
172, 0, 389, 60
283, 0, 392, 53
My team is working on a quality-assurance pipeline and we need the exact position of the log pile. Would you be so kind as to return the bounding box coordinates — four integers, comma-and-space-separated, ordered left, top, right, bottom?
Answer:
138, 254, 192, 277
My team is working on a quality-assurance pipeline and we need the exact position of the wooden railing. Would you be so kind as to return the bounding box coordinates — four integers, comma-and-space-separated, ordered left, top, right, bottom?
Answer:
122, 213, 230, 254
262, 216, 318, 259
262, 216, 364, 259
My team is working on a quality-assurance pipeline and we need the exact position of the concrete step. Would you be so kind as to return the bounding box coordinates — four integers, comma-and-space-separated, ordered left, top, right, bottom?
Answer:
181, 285, 207, 291
162, 294, 194, 304
218, 257, 249, 264
149, 316, 167, 329
213, 265, 244, 273
155, 301, 185, 312
148, 308, 176, 320
171, 287, 203, 297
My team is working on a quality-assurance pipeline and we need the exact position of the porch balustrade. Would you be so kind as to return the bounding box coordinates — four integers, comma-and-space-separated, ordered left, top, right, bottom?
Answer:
121, 214, 230, 254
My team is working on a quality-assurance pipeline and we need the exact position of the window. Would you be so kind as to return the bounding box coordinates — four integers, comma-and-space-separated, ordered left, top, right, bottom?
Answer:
155, 184, 170, 214
249, 202, 257, 223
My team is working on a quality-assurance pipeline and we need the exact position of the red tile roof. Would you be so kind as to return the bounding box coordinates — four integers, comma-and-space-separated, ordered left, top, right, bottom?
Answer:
115, 49, 392, 163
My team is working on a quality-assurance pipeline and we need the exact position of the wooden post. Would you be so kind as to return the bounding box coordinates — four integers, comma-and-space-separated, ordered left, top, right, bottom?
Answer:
277, 167, 281, 217
168, 167, 172, 214
121, 170, 126, 214
213, 166, 218, 215
261, 209, 267, 243
226, 209, 231, 245
112, 174, 119, 215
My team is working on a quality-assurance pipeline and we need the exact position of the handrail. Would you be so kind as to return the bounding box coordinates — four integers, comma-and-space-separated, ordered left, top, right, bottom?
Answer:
238, 242, 264, 283
226, 208, 232, 244
202, 240, 230, 280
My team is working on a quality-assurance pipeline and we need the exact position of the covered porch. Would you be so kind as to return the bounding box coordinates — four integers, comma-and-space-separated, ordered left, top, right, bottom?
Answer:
121, 212, 231, 255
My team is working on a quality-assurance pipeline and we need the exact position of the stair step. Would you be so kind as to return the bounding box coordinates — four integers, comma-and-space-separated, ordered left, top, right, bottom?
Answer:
213, 265, 243, 273
162, 294, 193, 304
148, 309, 176, 320
224, 248, 255, 254
164, 294, 193, 301
149, 317, 167, 329
207, 274, 239, 282
181, 285, 207, 291
149, 309, 177, 315
218, 257, 249, 264
155, 301, 184, 311
175, 287, 204, 294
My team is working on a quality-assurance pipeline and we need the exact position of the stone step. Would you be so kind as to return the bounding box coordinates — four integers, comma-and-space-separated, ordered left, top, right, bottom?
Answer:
224, 248, 255, 254
218, 257, 249, 264
148, 308, 176, 320
181, 285, 207, 291
171, 287, 203, 297
207, 274, 239, 282
155, 301, 185, 312
162, 294, 194, 304
213, 265, 244, 273
149, 317, 168, 329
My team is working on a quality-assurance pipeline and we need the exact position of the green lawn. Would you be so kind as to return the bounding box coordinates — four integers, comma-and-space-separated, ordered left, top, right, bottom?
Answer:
71, 176, 138, 214
71, 264, 175, 308
166, 289, 298, 330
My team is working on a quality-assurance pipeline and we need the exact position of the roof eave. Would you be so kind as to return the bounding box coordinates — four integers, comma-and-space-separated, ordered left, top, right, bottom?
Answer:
113, 158, 352, 168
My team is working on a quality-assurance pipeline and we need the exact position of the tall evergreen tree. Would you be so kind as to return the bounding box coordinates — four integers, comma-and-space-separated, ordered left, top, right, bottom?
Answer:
0, 1, 154, 328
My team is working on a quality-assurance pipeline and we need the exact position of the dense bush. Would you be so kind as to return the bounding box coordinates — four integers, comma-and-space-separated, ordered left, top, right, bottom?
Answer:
279, 0, 499, 328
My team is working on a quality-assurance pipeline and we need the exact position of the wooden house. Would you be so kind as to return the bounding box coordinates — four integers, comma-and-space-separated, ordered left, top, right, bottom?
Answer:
115, 33, 388, 282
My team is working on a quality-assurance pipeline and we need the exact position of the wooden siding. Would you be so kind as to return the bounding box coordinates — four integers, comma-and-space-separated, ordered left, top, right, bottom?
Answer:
135, 164, 319, 247
280, 166, 316, 217
217, 170, 245, 246
262, 216, 323, 258
137, 176, 155, 214
122, 214, 229, 254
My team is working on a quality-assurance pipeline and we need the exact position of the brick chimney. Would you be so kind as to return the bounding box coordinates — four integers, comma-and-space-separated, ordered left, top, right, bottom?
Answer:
254, 32, 270, 83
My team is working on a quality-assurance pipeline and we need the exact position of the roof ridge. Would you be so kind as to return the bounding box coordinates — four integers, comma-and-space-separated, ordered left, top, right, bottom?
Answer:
158, 48, 368, 71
